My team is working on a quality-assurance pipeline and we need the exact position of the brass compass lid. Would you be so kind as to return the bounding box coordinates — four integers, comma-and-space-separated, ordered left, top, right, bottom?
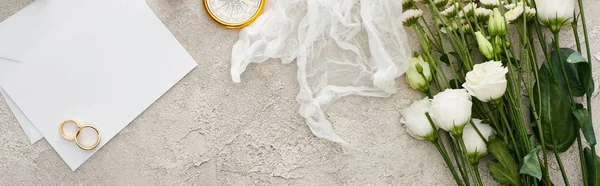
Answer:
203, 0, 265, 28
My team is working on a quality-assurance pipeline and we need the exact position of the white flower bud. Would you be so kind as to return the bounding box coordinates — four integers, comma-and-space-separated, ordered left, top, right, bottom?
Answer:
463, 119, 495, 163
406, 55, 432, 92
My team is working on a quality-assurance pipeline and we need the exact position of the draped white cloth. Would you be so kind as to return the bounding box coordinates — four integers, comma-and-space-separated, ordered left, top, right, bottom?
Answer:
231, 0, 411, 143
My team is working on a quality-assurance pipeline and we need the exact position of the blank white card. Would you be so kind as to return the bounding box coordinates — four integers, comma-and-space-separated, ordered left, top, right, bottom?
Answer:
1, 0, 197, 170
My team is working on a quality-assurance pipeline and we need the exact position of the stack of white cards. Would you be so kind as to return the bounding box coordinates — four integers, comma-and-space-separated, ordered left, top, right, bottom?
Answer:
0, 0, 197, 170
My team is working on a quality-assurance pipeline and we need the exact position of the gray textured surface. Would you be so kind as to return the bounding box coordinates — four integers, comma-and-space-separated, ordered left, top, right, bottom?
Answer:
1, 0, 599, 185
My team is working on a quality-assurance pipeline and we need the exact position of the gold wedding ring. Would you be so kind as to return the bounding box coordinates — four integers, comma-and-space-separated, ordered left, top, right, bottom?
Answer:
59, 119, 81, 140
59, 119, 101, 150
75, 125, 101, 150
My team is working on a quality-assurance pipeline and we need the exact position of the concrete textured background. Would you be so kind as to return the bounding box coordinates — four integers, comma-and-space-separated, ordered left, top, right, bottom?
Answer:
1, 0, 599, 185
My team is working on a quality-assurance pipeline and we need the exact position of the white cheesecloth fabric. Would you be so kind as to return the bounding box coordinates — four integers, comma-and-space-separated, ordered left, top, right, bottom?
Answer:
231, 0, 411, 144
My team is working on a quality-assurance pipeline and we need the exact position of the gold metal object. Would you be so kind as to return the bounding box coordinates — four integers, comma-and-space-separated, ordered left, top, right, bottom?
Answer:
75, 125, 101, 150
59, 119, 81, 140
59, 119, 101, 150
202, 0, 265, 28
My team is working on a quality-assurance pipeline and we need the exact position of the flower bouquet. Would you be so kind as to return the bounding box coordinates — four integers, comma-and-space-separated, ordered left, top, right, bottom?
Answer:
400, 0, 596, 185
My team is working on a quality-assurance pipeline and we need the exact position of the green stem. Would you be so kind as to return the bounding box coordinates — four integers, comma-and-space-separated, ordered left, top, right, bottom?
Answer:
502, 39, 532, 154
434, 141, 465, 186
457, 136, 475, 186
413, 25, 448, 90
417, 24, 452, 87
497, 103, 522, 162
577, 0, 597, 183
483, 103, 504, 139
552, 31, 576, 107
472, 162, 484, 186
591, 145, 598, 186
425, 113, 465, 186
577, 0, 592, 69
571, 18, 582, 53
554, 150, 571, 186
576, 131, 589, 186
526, 25, 552, 184
447, 133, 471, 186
417, 19, 442, 52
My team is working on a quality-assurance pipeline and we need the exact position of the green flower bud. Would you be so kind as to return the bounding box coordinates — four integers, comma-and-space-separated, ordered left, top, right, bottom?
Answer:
488, 8, 507, 36
415, 63, 424, 74
493, 36, 503, 55
474, 31, 494, 60
406, 55, 432, 92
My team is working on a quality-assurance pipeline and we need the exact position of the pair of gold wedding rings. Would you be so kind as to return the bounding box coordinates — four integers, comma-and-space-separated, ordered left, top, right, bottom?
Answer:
59, 119, 101, 150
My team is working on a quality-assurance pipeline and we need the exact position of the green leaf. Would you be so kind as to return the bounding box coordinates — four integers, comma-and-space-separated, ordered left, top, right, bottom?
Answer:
567, 52, 587, 64
520, 146, 542, 180
573, 108, 596, 145
503, 56, 521, 68
439, 53, 451, 66
439, 52, 464, 70
550, 48, 594, 97
487, 138, 522, 186
567, 51, 595, 97
533, 65, 578, 152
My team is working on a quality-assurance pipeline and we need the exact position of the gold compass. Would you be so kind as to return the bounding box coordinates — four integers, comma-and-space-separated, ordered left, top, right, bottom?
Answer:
203, 0, 265, 28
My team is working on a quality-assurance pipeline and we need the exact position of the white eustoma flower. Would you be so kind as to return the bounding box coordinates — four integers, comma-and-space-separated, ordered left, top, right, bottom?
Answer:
475, 8, 493, 21
406, 55, 432, 92
463, 119, 495, 163
535, 0, 576, 32
460, 22, 472, 34
504, 2, 518, 10
462, 61, 508, 103
505, 5, 524, 24
480, 0, 500, 8
430, 89, 473, 136
462, 3, 477, 16
524, 6, 537, 20
401, 98, 436, 141
505, 2, 536, 23
401, 9, 423, 27
441, 3, 459, 18
434, 0, 449, 7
